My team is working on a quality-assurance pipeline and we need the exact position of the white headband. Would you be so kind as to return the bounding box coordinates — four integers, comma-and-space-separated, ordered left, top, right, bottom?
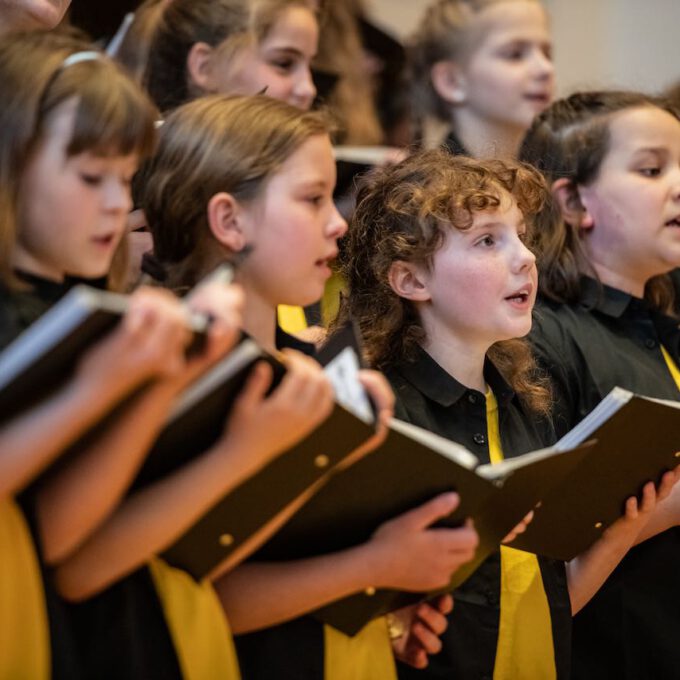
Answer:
61, 51, 102, 69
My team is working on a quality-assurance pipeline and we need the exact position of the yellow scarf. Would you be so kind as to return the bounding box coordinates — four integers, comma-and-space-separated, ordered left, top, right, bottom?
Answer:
149, 558, 241, 680
486, 390, 557, 680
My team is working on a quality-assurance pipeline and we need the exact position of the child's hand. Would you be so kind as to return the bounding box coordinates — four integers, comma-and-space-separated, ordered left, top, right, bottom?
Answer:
185, 277, 244, 342
219, 348, 334, 471
333, 369, 395, 473
602, 469, 679, 546
368, 492, 478, 592
76, 286, 191, 396
390, 594, 453, 669
501, 509, 535, 544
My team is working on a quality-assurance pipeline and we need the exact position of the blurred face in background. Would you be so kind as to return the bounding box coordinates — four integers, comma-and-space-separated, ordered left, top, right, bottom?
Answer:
0, 0, 71, 32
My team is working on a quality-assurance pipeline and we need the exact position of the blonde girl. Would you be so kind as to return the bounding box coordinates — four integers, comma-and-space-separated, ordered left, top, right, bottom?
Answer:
139, 94, 480, 680
409, 0, 554, 159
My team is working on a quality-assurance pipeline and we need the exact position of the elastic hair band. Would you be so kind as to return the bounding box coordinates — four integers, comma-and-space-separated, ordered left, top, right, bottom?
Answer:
61, 51, 102, 69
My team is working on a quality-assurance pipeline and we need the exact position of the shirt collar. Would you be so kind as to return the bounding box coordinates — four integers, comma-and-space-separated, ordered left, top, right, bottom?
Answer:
395, 344, 515, 408
275, 325, 316, 357
578, 276, 643, 319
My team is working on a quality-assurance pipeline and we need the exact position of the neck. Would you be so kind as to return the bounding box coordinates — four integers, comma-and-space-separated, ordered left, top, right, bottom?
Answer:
451, 110, 525, 159
11, 249, 64, 283
419, 314, 489, 393
585, 241, 653, 299
241, 287, 278, 353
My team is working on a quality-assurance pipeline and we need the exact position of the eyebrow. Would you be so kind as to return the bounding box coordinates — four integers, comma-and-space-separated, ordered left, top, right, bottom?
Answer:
263, 46, 305, 58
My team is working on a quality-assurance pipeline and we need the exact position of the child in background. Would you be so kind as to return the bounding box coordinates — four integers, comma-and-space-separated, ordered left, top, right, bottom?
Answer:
142, 0, 318, 114
128, 0, 322, 332
520, 90, 680, 680
0, 30, 334, 680
409, 0, 554, 159
339, 149, 678, 680
139, 93, 480, 680
0, 0, 70, 34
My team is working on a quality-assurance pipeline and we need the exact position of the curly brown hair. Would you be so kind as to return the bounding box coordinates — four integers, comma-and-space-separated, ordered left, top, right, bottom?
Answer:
338, 148, 552, 415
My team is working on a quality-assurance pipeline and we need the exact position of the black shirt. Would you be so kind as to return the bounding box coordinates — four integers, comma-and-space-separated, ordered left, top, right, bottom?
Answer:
530, 278, 680, 680
389, 346, 571, 680
234, 327, 330, 680
0, 273, 182, 680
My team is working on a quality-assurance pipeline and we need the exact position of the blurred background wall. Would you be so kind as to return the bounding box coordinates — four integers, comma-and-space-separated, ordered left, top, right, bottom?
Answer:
365, 0, 680, 95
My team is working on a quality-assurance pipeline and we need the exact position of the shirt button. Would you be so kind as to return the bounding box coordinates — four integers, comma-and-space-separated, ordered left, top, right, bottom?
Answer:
468, 393, 477, 404
645, 338, 657, 349
473, 432, 486, 445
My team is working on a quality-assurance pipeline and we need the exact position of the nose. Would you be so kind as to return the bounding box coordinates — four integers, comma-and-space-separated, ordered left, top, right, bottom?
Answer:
531, 46, 554, 82
104, 177, 133, 214
326, 203, 348, 240
293, 65, 317, 111
514, 237, 536, 273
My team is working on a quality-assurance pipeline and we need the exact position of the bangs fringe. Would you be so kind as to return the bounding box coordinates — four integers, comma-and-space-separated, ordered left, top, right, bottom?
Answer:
56, 62, 157, 159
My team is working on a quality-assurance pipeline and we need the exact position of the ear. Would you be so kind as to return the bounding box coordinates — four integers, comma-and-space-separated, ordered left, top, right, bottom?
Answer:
206, 192, 247, 252
388, 260, 431, 302
551, 178, 594, 230
186, 41, 217, 92
430, 60, 467, 105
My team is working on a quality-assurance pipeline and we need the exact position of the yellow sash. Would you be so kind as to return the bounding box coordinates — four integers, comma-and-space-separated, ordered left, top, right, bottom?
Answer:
486, 391, 556, 680
149, 558, 241, 680
661, 345, 680, 391
0, 498, 50, 680
277, 305, 308, 334
324, 617, 397, 680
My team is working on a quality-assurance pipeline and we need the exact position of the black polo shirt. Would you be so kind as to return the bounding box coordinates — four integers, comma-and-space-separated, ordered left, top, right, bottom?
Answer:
234, 327, 331, 680
530, 278, 680, 680
0, 273, 182, 680
389, 346, 571, 680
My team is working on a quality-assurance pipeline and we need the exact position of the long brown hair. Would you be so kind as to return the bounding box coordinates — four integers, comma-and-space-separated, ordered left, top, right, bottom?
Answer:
519, 90, 679, 313
138, 94, 333, 291
338, 149, 552, 415
0, 30, 157, 291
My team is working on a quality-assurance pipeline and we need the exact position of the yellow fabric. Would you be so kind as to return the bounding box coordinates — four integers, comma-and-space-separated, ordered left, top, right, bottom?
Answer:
661, 345, 680, 391
149, 558, 241, 680
486, 390, 557, 680
324, 617, 397, 680
277, 305, 308, 334
321, 272, 345, 327
0, 498, 50, 680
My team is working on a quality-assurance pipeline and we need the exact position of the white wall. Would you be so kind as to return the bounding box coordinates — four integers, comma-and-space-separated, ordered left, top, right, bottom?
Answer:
365, 0, 680, 96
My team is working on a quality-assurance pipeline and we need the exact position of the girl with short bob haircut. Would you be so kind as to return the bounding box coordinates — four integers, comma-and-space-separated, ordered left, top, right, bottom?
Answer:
339, 148, 676, 680
409, 0, 554, 159
520, 90, 680, 680
140, 0, 319, 113
139, 94, 480, 680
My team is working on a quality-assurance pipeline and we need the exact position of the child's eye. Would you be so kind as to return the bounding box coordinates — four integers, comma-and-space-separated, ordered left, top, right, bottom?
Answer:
476, 235, 496, 247
638, 167, 661, 178
307, 195, 323, 206
79, 173, 103, 186
271, 58, 295, 73
499, 44, 526, 61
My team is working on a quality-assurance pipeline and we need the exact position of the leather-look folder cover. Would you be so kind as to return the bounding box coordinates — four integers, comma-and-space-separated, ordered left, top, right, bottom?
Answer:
511, 389, 680, 561
157, 327, 377, 578
255, 417, 593, 635
0, 284, 207, 423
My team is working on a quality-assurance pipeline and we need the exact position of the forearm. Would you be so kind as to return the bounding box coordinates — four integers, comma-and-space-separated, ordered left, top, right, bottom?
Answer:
36, 382, 177, 565
52, 433, 290, 601
0, 377, 129, 497
566, 530, 636, 615
215, 544, 382, 634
